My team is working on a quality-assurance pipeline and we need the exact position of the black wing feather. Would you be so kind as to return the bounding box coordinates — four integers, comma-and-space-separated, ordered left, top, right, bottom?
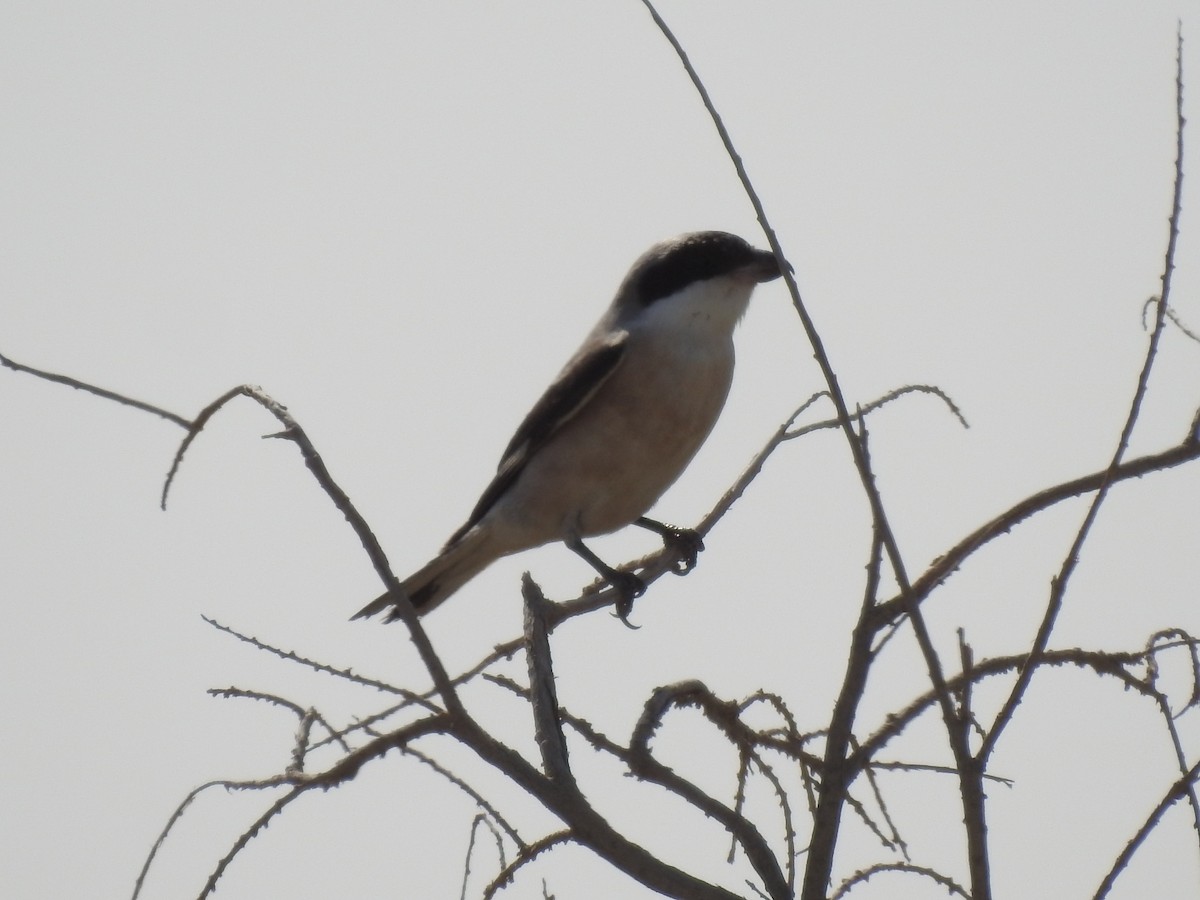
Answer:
442, 331, 627, 546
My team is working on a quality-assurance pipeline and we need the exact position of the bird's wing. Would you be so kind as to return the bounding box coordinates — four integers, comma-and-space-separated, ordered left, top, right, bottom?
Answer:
443, 330, 628, 546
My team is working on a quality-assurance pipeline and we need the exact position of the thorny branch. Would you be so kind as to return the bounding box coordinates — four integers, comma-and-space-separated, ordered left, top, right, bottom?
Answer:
982, 29, 1191, 764
3, 10, 1195, 900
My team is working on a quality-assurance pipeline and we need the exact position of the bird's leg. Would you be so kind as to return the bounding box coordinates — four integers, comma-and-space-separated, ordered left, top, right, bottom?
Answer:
565, 534, 644, 627
635, 517, 705, 574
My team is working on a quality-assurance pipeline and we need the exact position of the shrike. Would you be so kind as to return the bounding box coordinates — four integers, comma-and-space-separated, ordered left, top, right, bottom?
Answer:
354, 230, 783, 623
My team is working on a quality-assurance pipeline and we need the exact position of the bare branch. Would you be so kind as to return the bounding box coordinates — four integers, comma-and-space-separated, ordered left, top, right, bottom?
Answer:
461, 813, 509, 900
627, 681, 791, 900
522, 574, 572, 784
402, 748, 525, 851
132, 780, 250, 900
196, 785, 307, 900
158, 385, 465, 718
204, 686, 350, 767
853, 739, 909, 863
1093, 758, 1200, 899
855, 645, 1167, 767
1142, 629, 1200, 855
874, 439, 1200, 624
0, 350, 192, 429
457, 718, 751, 900
982, 26, 1188, 761
442, 383, 964, 697
490, 673, 793, 899
636, 23, 968, 881
832, 862, 971, 899
194, 714, 453, 898
202, 616, 437, 707
482, 832, 573, 900
745, 752, 797, 894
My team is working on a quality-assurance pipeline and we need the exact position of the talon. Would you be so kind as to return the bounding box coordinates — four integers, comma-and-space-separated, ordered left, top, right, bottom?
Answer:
609, 571, 645, 628
634, 517, 705, 575
664, 527, 704, 575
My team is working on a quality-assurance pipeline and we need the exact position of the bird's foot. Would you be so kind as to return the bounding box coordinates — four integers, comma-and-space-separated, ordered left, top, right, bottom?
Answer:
635, 517, 705, 574
608, 570, 646, 629
661, 526, 705, 575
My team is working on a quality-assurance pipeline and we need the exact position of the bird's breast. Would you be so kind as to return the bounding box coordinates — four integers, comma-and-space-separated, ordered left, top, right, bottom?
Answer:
495, 329, 736, 541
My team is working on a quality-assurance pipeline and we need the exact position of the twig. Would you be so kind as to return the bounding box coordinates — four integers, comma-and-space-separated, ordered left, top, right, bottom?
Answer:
0, 350, 192, 428
403, 748, 525, 851
873, 439, 1200, 624
482, 832, 574, 900
158, 384, 466, 718
432, 384, 964, 713
855, 645, 1165, 767
202, 616, 437, 707
460, 813, 508, 900
522, 575, 572, 784
195, 714, 452, 898
982, 26, 1188, 762
628, 681, 791, 899
1093, 758, 1200, 899
132, 780, 252, 899
832, 862, 971, 899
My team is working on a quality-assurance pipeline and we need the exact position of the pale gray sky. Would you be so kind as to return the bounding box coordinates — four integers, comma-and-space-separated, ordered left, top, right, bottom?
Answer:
3, 3, 1199, 898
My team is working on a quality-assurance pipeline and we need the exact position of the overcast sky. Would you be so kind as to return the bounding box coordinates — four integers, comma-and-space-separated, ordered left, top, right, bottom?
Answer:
3, 3, 1200, 899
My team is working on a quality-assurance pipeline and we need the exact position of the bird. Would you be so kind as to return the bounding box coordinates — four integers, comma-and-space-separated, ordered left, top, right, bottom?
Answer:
353, 230, 783, 623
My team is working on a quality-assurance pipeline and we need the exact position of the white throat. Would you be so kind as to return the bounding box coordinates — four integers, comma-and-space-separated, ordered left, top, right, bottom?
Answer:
631, 275, 754, 342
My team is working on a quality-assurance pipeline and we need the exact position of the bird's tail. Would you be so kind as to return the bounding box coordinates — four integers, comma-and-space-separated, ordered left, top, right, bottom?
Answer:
351, 526, 499, 621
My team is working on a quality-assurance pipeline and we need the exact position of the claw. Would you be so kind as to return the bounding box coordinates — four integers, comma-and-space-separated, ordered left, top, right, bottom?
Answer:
635, 518, 705, 575
609, 570, 645, 629
663, 527, 704, 575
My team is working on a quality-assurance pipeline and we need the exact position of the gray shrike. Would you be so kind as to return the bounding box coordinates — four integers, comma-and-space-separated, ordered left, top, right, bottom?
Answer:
354, 230, 782, 623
